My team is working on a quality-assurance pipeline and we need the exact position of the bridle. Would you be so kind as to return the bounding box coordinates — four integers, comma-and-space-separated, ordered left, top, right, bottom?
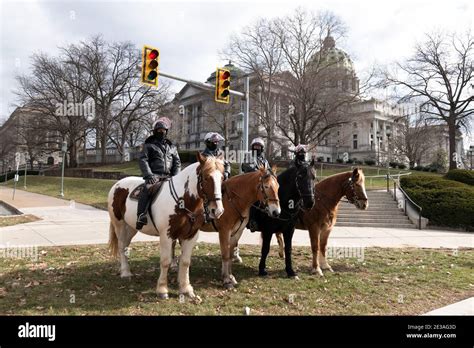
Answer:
342, 174, 367, 206
197, 167, 223, 222
295, 164, 315, 210
257, 169, 280, 209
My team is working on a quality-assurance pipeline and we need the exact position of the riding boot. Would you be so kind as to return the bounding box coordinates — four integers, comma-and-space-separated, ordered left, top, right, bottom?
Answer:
248, 203, 259, 232
136, 186, 150, 230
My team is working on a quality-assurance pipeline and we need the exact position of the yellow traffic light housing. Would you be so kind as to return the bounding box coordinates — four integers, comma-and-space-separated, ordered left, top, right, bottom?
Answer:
215, 68, 230, 103
141, 45, 160, 87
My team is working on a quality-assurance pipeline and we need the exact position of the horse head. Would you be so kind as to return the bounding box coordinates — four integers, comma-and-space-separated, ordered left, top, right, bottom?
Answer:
256, 165, 281, 217
196, 152, 225, 219
343, 168, 369, 210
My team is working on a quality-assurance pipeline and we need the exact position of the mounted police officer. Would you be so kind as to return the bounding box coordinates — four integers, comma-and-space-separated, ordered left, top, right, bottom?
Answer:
136, 117, 181, 230
201, 132, 231, 180
292, 144, 309, 167
241, 137, 269, 173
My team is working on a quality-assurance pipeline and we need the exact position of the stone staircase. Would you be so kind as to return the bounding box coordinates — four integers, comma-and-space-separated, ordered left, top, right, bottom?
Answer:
335, 190, 415, 228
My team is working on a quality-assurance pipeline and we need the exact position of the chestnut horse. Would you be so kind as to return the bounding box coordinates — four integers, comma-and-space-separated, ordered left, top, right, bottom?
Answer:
296, 168, 369, 276
172, 166, 281, 289
108, 153, 225, 299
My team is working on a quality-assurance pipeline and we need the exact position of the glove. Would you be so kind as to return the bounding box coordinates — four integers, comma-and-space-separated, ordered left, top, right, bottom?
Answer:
145, 175, 158, 185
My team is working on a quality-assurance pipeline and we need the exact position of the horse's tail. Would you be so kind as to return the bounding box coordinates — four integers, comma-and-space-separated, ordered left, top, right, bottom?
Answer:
108, 222, 119, 259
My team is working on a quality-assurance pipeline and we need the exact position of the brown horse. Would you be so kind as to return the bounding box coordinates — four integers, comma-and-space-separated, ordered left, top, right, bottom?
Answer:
296, 168, 369, 276
172, 166, 281, 289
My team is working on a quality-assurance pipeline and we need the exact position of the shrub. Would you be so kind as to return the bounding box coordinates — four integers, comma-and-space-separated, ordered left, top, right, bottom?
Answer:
445, 169, 474, 186
400, 175, 474, 230
422, 166, 431, 172
355, 160, 363, 165
346, 158, 354, 164
389, 161, 399, 168
336, 158, 344, 164
398, 164, 407, 170
364, 159, 376, 166
178, 151, 198, 163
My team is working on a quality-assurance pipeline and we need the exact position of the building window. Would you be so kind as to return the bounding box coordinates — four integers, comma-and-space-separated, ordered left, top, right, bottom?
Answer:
342, 78, 348, 91
231, 120, 236, 134
353, 122, 357, 128
353, 134, 358, 150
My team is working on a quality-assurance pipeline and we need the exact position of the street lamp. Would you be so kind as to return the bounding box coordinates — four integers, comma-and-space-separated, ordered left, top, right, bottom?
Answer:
469, 145, 474, 170
60, 140, 67, 198
376, 131, 381, 166
386, 127, 392, 170
23, 152, 28, 189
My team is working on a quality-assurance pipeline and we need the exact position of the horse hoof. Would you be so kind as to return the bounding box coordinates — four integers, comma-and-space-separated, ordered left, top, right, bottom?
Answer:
291, 275, 300, 281
157, 293, 169, 300
223, 282, 234, 290
233, 256, 243, 264
311, 268, 324, 277
120, 272, 132, 279
258, 270, 268, 277
229, 275, 238, 285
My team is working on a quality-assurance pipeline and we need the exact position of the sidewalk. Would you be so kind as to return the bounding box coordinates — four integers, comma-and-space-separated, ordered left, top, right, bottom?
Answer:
1, 186, 473, 249
423, 297, 473, 315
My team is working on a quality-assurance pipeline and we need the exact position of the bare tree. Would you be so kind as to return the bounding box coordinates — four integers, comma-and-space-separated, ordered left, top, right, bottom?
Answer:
273, 9, 363, 148
221, 17, 283, 157
15, 53, 90, 167
391, 106, 437, 168
108, 80, 172, 162
381, 31, 474, 170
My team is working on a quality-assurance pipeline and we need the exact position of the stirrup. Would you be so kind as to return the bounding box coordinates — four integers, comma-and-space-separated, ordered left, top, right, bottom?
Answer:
136, 214, 148, 230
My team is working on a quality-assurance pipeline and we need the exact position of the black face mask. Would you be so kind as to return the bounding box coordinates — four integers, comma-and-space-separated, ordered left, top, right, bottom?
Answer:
154, 132, 165, 142
296, 153, 306, 161
254, 148, 263, 156
207, 142, 218, 151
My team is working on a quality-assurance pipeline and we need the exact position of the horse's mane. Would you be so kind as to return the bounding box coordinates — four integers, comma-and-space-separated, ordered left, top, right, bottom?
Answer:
200, 156, 225, 176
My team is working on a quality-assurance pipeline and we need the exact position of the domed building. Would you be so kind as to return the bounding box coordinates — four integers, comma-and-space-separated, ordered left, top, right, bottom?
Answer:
307, 35, 359, 96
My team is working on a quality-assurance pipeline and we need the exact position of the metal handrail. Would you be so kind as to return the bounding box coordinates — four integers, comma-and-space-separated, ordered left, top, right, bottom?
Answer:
387, 174, 423, 230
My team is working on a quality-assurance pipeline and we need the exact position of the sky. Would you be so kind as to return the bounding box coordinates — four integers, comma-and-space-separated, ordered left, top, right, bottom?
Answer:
0, 0, 473, 145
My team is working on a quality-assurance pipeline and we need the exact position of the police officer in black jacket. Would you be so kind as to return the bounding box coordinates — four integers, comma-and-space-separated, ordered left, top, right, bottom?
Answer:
202, 132, 231, 180
136, 117, 181, 230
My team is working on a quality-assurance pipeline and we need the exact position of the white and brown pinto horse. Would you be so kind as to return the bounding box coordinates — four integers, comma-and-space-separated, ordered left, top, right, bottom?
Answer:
296, 168, 369, 276
108, 153, 225, 299
172, 166, 281, 289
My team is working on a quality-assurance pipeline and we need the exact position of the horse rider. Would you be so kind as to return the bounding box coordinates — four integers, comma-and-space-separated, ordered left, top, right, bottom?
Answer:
241, 137, 269, 172
136, 117, 181, 230
293, 144, 309, 167
201, 132, 231, 180
242, 137, 270, 233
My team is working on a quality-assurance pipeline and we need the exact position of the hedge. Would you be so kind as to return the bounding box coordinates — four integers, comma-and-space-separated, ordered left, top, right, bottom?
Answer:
445, 169, 474, 186
400, 175, 474, 231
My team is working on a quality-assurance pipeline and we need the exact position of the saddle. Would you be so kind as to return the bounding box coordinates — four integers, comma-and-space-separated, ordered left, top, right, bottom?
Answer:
129, 178, 169, 201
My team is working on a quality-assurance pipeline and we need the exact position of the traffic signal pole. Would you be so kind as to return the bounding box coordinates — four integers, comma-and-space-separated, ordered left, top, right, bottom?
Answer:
158, 70, 249, 153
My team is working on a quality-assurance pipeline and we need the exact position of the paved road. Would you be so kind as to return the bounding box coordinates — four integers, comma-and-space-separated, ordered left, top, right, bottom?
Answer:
1, 186, 472, 249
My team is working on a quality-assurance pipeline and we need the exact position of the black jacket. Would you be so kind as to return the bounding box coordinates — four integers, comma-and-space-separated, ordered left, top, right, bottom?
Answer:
139, 136, 181, 178
201, 148, 231, 177
242, 153, 269, 173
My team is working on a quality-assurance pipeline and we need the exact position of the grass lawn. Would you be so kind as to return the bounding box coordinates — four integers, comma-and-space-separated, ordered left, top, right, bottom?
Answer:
0, 214, 41, 227
0, 242, 472, 315
4, 176, 114, 210
87, 160, 141, 176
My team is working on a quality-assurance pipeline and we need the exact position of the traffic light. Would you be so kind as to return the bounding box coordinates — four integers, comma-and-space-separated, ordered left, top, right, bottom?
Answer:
215, 68, 231, 103
141, 45, 160, 87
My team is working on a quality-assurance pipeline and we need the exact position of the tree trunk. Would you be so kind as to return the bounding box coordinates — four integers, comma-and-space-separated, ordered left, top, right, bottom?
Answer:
447, 117, 457, 170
